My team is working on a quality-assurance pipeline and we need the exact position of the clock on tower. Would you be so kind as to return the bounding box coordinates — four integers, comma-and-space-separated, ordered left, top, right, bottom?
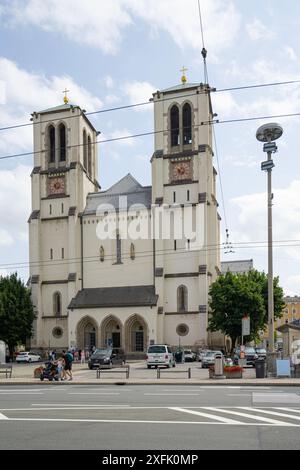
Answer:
171, 160, 192, 182
48, 176, 65, 196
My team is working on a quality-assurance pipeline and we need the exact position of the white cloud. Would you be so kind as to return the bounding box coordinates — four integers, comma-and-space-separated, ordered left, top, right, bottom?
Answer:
7, 0, 132, 55
285, 275, 300, 296
285, 46, 298, 62
246, 19, 274, 41
0, 57, 102, 155
230, 180, 300, 261
109, 129, 135, 146
0, 165, 31, 244
127, 0, 240, 57
4, 0, 240, 57
105, 94, 121, 105
105, 76, 114, 89
124, 81, 156, 112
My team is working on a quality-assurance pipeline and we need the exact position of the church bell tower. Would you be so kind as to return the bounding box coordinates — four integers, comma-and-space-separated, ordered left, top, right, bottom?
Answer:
28, 92, 100, 350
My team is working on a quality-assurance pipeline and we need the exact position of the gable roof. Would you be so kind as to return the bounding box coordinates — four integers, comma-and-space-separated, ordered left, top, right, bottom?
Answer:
84, 173, 152, 215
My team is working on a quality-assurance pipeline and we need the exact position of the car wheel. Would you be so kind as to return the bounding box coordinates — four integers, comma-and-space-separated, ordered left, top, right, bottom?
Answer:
40, 376, 44, 381
88, 365, 92, 370
172, 362, 176, 368
28, 358, 32, 363
147, 365, 151, 369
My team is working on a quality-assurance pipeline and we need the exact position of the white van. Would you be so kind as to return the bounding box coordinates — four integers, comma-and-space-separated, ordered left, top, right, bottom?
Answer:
146, 344, 176, 369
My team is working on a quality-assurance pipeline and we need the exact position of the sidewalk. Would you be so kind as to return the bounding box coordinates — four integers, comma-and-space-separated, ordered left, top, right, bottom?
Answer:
1, 361, 300, 386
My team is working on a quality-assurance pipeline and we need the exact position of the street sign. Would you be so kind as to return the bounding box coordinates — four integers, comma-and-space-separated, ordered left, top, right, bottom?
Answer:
242, 316, 250, 336
261, 160, 275, 171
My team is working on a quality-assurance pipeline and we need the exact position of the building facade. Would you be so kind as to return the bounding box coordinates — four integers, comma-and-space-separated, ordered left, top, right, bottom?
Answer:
28, 80, 220, 355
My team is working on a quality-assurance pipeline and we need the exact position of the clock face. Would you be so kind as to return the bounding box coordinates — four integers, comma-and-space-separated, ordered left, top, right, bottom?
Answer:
172, 161, 191, 181
48, 177, 65, 195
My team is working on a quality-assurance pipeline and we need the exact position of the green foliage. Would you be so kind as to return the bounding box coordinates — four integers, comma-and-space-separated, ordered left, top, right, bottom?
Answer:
0, 273, 35, 355
208, 270, 285, 350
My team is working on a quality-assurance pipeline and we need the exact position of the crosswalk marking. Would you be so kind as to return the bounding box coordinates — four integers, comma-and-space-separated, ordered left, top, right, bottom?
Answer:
0, 412, 8, 420
240, 407, 300, 421
170, 407, 243, 424
277, 407, 300, 414
202, 407, 294, 425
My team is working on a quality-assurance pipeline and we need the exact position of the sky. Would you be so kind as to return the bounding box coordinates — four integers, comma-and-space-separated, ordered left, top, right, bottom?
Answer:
0, 0, 299, 295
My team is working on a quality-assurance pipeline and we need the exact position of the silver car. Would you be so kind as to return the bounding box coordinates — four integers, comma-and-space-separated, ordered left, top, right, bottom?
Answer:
202, 350, 223, 368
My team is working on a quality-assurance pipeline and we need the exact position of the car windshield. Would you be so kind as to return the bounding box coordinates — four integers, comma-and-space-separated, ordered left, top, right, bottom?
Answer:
18, 352, 28, 356
148, 346, 166, 354
245, 348, 256, 353
256, 348, 266, 353
205, 351, 216, 356
92, 349, 111, 357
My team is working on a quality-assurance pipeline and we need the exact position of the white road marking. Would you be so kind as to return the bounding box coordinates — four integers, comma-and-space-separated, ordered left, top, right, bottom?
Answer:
227, 394, 252, 397
253, 393, 300, 404
277, 407, 300, 413
240, 407, 300, 421
144, 393, 199, 396
68, 393, 120, 395
0, 417, 298, 426
0, 412, 8, 420
31, 403, 129, 407
203, 407, 293, 425
170, 407, 243, 424
0, 393, 43, 395
0, 388, 64, 392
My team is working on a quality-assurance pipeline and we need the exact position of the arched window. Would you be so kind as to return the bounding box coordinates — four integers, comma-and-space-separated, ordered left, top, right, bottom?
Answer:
170, 105, 180, 147
177, 285, 188, 312
130, 243, 135, 260
182, 103, 192, 145
83, 130, 87, 169
59, 123, 66, 161
53, 292, 62, 317
48, 125, 55, 163
88, 135, 92, 176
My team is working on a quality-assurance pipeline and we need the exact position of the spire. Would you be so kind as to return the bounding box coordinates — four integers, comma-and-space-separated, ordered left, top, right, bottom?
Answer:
180, 66, 188, 84
62, 88, 70, 104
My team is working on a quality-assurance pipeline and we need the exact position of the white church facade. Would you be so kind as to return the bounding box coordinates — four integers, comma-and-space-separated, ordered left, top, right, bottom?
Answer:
28, 79, 221, 355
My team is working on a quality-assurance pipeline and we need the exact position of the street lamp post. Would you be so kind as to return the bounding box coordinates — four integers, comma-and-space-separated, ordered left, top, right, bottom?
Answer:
256, 123, 283, 375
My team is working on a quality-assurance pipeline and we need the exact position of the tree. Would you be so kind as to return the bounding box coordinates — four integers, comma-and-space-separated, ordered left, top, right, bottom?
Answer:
207, 270, 285, 352
0, 273, 35, 359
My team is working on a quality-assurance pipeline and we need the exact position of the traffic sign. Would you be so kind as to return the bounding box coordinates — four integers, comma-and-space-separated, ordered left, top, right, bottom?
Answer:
242, 316, 250, 336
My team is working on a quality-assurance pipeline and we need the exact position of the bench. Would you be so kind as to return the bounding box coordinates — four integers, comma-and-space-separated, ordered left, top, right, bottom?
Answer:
0, 363, 13, 378
157, 367, 191, 379
96, 365, 130, 379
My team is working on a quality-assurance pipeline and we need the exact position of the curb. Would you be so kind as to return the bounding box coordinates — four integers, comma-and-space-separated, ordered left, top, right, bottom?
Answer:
1, 380, 300, 386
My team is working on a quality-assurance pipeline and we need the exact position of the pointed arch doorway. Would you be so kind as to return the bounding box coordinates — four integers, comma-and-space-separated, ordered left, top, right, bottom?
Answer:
100, 316, 122, 349
125, 314, 148, 353
76, 316, 98, 352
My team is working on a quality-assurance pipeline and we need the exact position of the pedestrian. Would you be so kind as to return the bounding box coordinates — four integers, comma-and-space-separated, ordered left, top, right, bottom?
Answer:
62, 350, 73, 380
80, 349, 85, 364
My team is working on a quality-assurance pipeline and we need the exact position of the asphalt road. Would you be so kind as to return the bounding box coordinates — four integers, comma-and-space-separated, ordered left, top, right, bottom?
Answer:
1, 384, 300, 450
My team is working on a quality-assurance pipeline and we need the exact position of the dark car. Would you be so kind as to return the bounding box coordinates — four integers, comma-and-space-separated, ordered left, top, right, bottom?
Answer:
234, 347, 258, 367
88, 348, 126, 369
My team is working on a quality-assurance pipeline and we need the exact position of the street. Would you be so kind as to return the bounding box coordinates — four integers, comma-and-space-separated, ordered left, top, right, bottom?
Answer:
1, 384, 300, 450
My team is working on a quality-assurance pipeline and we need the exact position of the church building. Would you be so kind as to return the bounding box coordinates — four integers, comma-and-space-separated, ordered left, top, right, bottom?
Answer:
28, 75, 221, 356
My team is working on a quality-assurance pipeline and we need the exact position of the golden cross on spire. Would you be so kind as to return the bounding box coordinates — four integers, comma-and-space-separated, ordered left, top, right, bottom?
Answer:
62, 88, 70, 104
180, 66, 188, 84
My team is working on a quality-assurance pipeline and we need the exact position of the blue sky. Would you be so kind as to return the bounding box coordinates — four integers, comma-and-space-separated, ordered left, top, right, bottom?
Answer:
0, 0, 299, 294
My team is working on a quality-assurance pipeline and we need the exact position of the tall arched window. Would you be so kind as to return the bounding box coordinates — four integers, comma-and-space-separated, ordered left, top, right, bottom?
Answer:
53, 292, 62, 317
48, 125, 55, 163
83, 130, 87, 169
170, 105, 180, 147
88, 135, 92, 176
59, 123, 66, 161
182, 103, 192, 145
177, 285, 188, 312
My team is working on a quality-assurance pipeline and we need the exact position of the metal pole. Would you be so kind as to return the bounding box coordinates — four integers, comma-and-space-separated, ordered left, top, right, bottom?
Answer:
267, 150, 274, 354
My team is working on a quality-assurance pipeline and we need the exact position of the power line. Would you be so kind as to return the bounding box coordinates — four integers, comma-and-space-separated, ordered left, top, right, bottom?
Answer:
0, 238, 299, 271
1, 109, 300, 162
0, 79, 300, 133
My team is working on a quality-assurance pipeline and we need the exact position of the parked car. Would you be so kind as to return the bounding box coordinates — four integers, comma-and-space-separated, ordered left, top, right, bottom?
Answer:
16, 351, 41, 363
202, 350, 223, 368
198, 349, 210, 362
233, 347, 258, 367
183, 349, 195, 362
88, 348, 126, 369
146, 344, 176, 369
255, 348, 267, 360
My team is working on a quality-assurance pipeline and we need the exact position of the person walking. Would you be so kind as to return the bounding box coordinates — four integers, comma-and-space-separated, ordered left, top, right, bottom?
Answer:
80, 349, 85, 364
